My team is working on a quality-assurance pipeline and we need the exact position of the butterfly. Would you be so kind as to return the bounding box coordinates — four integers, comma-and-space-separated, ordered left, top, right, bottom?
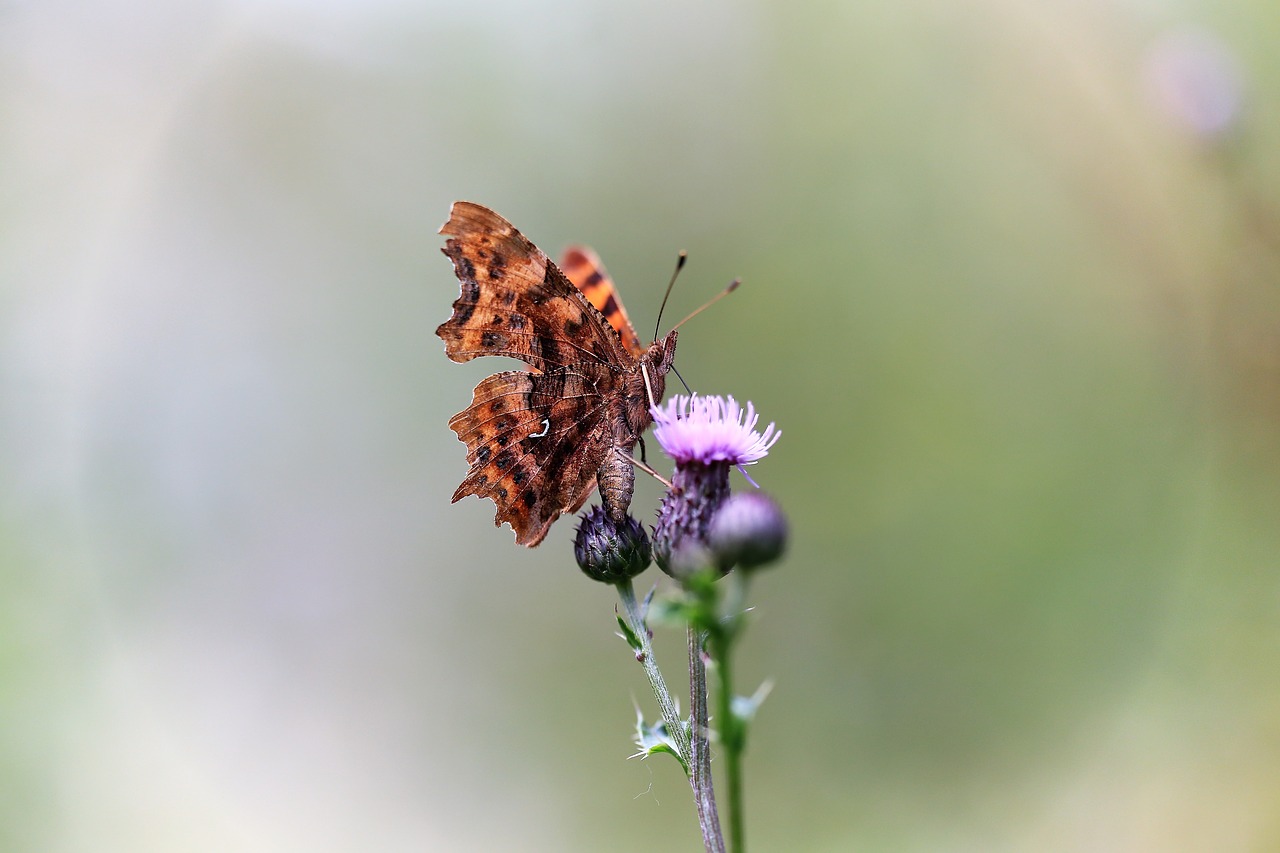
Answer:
437, 201, 678, 546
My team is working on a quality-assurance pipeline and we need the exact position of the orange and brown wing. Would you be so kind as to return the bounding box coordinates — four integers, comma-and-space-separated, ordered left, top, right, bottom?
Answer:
560, 246, 645, 358
437, 201, 637, 546
436, 202, 628, 372
447, 366, 613, 546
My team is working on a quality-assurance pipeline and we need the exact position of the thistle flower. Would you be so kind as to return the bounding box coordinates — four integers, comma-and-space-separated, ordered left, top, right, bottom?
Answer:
650, 395, 780, 467
575, 506, 652, 584
650, 395, 780, 579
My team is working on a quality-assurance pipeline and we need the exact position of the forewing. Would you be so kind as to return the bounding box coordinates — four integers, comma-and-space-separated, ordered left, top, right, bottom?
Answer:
437, 202, 629, 373
560, 245, 645, 358
448, 366, 613, 546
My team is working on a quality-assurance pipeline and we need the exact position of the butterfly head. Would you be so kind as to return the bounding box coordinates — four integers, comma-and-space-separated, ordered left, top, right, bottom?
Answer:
625, 330, 678, 436
652, 329, 678, 374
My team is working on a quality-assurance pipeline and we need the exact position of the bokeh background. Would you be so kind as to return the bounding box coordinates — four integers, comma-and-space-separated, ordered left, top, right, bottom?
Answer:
4, 1, 1280, 850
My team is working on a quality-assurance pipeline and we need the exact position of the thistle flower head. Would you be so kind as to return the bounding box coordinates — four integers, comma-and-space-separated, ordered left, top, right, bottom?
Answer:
574, 506, 652, 584
650, 394, 781, 582
650, 394, 780, 467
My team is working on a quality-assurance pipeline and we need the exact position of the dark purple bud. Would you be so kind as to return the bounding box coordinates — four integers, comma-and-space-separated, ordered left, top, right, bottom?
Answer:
574, 505, 652, 584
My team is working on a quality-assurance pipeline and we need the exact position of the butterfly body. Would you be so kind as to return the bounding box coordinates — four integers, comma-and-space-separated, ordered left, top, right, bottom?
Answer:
436, 202, 677, 546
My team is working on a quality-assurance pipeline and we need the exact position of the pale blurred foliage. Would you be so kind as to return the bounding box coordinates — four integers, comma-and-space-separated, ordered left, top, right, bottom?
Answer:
2, 1, 1279, 851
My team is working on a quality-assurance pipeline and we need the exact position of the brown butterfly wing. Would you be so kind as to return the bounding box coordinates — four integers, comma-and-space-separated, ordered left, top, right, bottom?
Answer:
560, 246, 646, 358
437, 202, 637, 545
446, 368, 613, 546
437, 202, 628, 372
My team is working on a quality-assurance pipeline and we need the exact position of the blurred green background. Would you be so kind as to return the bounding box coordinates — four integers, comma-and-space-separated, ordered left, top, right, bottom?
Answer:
4, 1, 1280, 850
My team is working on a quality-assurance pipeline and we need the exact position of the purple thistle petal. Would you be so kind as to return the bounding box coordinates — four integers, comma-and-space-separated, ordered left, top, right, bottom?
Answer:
650, 394, 781, 466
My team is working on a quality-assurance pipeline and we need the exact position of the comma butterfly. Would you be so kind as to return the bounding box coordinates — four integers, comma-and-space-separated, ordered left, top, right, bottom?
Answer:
437, 202, 678, 546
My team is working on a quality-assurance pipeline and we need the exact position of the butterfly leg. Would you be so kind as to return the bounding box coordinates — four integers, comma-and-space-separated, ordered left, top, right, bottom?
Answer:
624, 448, 673, 490
637, 435, 647, 465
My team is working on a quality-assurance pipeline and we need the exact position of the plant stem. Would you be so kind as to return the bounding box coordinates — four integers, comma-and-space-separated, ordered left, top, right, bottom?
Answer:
615, 579, 690, 769
689, 626, 725, 853
715, 572, 750, 853
714, 632, 744, 853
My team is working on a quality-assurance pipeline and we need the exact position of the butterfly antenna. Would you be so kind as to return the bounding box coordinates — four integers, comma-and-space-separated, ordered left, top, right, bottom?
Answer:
669, 278, 740, 333
671, 364, 692, 395
653, 251, 688, 341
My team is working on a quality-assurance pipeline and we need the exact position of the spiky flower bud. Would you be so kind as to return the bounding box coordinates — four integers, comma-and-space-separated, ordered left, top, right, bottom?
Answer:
708, 492, 788, 572
653, 463, 730, 579
575, 505, 652, 584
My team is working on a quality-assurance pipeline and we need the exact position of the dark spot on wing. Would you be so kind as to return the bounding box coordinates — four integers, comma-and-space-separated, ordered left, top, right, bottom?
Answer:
522, 490, 536, 508
490, 252, 507, 280
476, 446, 491, 464
528, 265, 567, 306
535, 334, 562, 365
494, 450, 514, 471
460, 277, 479, 303
442, 244, 481, 326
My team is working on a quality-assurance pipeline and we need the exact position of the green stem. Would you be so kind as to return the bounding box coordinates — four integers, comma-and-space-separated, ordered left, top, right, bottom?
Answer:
715, 573, 750, 853
615, 579, 690, 770
689, 627, 725, 853
714, 633, 744, 853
